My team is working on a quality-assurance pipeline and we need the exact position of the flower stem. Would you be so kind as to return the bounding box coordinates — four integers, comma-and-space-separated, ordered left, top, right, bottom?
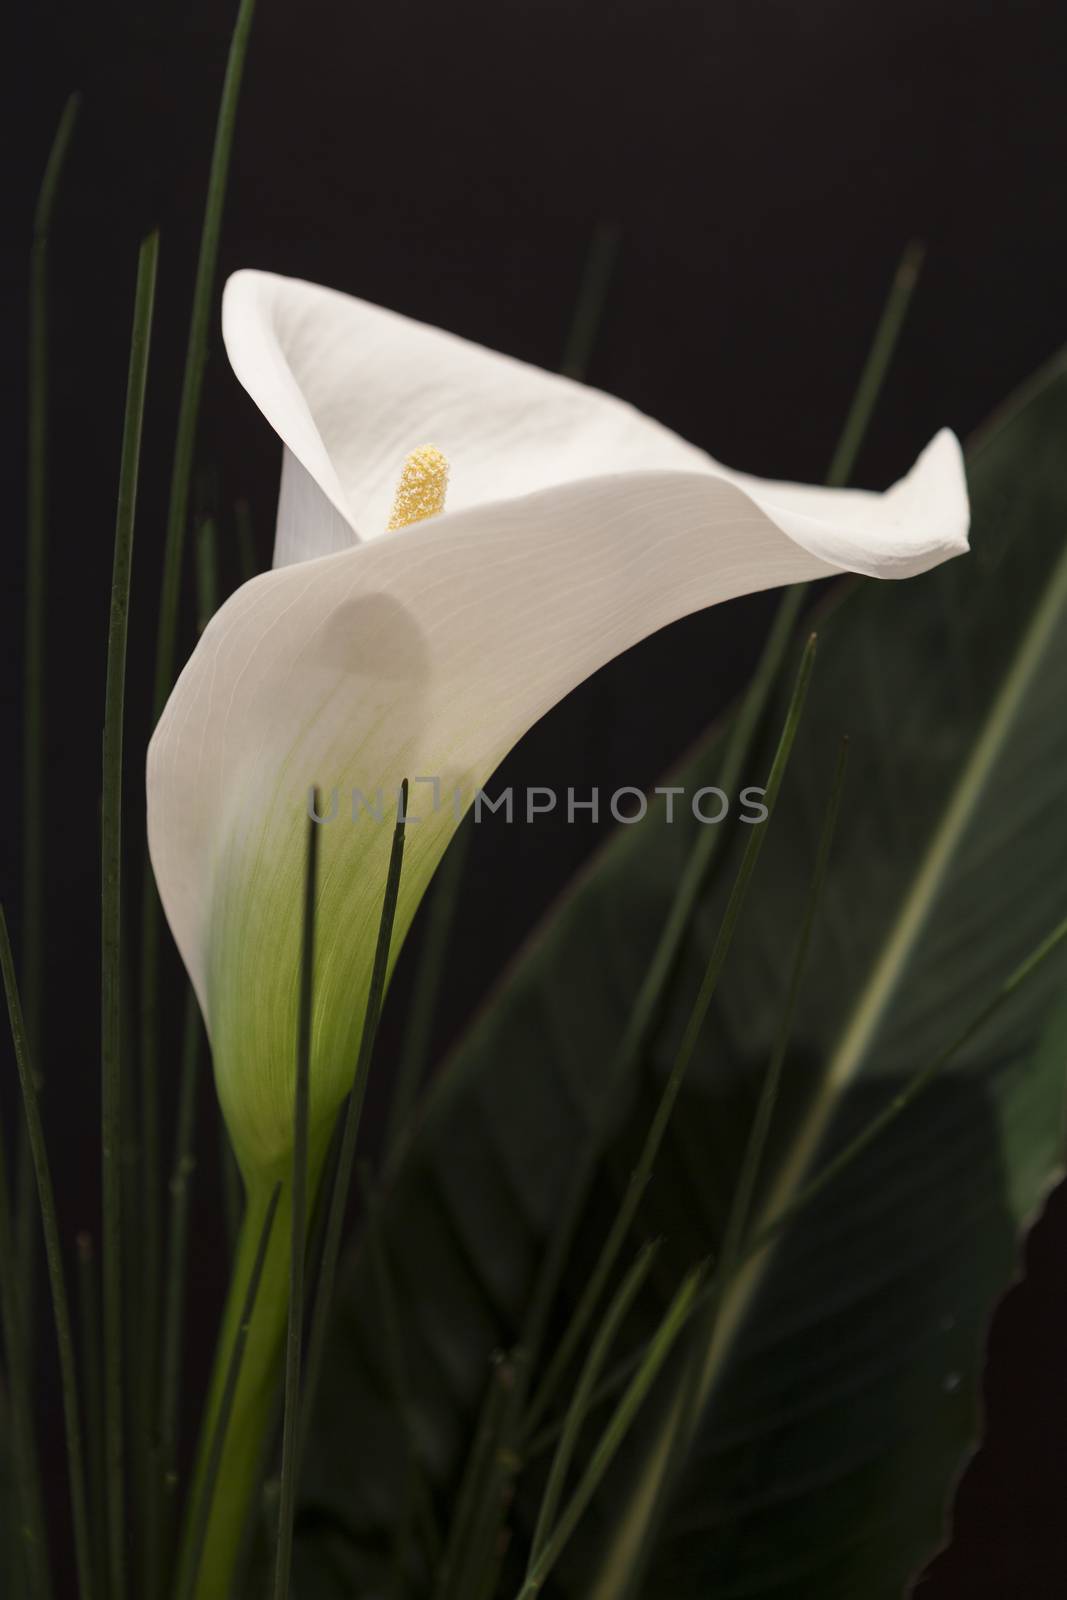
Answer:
301, 788, 409, 1452
177, 1180, 283, 1600
177, 1170, 305, 1600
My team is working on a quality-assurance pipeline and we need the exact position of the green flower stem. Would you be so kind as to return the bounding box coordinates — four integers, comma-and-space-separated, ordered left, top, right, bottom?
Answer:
180, 1150, 326, 1600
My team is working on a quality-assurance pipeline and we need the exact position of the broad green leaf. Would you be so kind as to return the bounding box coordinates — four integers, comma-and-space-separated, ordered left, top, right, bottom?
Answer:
296, 355, 1067, 1600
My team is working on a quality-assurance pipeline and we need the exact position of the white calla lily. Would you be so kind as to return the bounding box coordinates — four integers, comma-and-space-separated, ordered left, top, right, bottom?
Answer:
149, 267, 969, 1186
148, 269, 968, 1593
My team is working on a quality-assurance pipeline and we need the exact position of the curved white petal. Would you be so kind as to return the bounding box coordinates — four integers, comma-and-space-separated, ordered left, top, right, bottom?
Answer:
222, 268, 713, 563
148, 451, 969, 1179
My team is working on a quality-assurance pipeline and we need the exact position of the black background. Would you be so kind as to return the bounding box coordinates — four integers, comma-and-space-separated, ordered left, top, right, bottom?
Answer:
7, 0, 1067, 1593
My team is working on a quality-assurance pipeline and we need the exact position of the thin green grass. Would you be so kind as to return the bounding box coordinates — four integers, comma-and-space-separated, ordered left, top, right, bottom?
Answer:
177, 1184, 282, 1600
75, 1235, 107, 1598
516, 1266, 706, 1599
386, 222, 620, 1165
561, 220, 620, 380
1, 908, 95, 1599
0, 1074, 51, 1598
385, 816, 468, 1164
716, 736, 849, 1292
139, 5, 260, 1513
151, 0, 259, 718
524, 635, 817, 1436
518, 236, 927, 1440
157, 989, 203, 1557
524, 908, 1067, 1467
434, 1350, 528, 1600
299, 784, 409, 1458
23, 87, 81, 1066
608, 738, 851, 1598
527, 1242, 660, 1572
19, 87, 81, 1353
101, 229, 159, 1600
271, 806, 320, 1599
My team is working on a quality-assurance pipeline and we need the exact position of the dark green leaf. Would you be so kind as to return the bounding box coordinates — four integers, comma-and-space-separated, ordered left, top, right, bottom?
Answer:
297, 355, 1067, 1600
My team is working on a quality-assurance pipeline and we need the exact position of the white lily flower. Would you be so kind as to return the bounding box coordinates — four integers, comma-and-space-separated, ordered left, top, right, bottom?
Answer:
147, 268, 969, 1186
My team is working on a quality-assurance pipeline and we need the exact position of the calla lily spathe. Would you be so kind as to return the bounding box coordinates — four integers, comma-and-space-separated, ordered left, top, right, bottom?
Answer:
147, 268, 970, 1183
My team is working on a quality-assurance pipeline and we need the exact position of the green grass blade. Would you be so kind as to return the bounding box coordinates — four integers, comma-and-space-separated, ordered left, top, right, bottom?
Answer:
386, 222, 618, 1164
434, 1351, 526, 1600
19, 87, 81, 1354
219, 1128, 243, 1259
23, 88, 80, 1071
143, 985, 206, 1600
101, 229, 159, 1600
76, 1234, 107, 1599
299, 785, 408, 1457
357, 1165, 443, 1578
523, 635, 817, 1436
528, 1242, 660, 1572
519, 237, 924, 1435
195, 514, 219, 633
757, 910, 1067, 1243
561, 220, 620, 381
139, 4, 259, 1500
448, 1351, 529, 1600
516, 590, 802, 1414
272, 806, 320, 1600
609, 738, 850, 1600
0, 1075, 51, 1598
152, 0, 258, 718
234, 497, 258, 583
156, 989, 203, 1567
716, 736, 849, 1288
385, 813, 468, 1164
527, 909, 1067, 1466
1, 907, 94, 1599
516, 1266, 705, 1599
177, 1183, 281, 1600
825, 239, 925, 488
